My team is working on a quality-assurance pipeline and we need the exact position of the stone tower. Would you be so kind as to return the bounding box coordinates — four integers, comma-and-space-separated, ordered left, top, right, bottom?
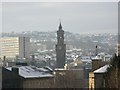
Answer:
56, 21, 66, 68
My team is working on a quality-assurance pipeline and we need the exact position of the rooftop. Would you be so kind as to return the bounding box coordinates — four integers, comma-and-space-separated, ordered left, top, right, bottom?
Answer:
92, 56, 102, 60
6, 66, 54, 79
94, 65, 109, 74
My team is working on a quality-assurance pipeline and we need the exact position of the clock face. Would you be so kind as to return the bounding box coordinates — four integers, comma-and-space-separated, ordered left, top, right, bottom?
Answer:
59, 36, 62, 40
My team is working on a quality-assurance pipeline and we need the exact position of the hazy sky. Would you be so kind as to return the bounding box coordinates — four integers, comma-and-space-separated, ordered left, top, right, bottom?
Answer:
2, 2, 118, 34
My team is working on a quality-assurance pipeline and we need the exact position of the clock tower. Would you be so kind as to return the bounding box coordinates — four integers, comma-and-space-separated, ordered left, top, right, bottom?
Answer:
56, 21, 66, 68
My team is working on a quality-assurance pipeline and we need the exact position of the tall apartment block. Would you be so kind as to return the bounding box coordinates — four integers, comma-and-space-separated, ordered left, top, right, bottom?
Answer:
0, 37, 30, 60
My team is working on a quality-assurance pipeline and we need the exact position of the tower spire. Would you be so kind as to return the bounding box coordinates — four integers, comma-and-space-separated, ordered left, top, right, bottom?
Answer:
59, 19, 62, 30
56, 19, 66, 68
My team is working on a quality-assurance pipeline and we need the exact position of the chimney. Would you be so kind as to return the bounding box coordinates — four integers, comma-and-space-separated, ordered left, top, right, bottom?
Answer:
95, 45, 98, 56
3, 56, 6, 61
92, 58, 102, 71
12, 67, 19, 74
3, 56, 6, 66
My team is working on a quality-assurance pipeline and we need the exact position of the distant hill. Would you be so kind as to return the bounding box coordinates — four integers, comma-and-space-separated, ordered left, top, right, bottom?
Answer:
2, 31, 117, 55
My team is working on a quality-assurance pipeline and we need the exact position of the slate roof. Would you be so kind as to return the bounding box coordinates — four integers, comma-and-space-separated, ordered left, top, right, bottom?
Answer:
94, 65, 109, 74
6, 66, 54, 78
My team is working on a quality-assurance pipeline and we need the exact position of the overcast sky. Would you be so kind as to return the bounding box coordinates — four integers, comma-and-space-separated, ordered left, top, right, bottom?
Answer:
2, 2, 118, 34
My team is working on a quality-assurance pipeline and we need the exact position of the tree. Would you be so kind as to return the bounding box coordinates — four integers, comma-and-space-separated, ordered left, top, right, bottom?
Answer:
105, 54, 120, 88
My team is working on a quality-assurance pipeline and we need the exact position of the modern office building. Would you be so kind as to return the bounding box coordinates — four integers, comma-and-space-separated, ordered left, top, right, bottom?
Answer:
0, 37, 30, 60
56, 21, 66, 68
